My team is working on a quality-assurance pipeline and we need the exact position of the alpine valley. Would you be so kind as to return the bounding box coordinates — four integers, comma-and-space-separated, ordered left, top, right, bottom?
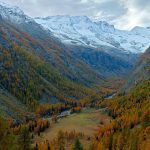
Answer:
0, 2, 150, 150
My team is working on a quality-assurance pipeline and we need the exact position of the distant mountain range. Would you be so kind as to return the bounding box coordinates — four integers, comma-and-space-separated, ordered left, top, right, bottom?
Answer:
1, 1, 149, 54
35, 15, 150, 54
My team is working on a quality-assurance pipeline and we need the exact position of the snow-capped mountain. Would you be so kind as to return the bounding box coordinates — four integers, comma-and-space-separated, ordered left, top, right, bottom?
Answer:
0, 1, 33, 24
0, 1, 149, 54
35, 16, 150, 54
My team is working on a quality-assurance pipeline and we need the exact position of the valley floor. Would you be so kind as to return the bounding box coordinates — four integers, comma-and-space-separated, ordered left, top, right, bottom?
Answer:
34, 108, 111, 149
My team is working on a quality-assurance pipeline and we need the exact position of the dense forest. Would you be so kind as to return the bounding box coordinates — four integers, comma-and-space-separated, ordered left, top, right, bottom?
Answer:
92, 48, 150, 150
0, 43, 93, 106
94, 81, 150, 150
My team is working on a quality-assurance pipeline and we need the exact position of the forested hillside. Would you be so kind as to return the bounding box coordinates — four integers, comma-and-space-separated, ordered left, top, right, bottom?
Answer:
0, 19, 101, 118
123, 47, 150, 91
93, 48, 150, 150
0, 13, 102, 86
0, 38, 95, 117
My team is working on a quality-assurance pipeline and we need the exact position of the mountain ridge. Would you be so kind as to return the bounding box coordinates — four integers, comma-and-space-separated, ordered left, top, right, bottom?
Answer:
35, 15, 150, 54
0, 1, 149, 54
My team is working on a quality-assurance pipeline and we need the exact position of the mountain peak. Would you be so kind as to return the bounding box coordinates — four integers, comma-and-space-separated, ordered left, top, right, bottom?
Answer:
0, 1, 32, 24
0, 1, 24, 15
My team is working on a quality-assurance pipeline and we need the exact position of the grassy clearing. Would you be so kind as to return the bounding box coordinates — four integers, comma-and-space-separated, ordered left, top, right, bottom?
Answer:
34, 108, 111, 149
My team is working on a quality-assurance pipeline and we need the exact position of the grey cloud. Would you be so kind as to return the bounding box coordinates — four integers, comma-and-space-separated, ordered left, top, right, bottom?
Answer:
130, 0, 150, 10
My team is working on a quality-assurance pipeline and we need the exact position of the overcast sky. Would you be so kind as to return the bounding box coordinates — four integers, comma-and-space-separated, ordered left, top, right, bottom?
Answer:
1, 0, 150, 30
